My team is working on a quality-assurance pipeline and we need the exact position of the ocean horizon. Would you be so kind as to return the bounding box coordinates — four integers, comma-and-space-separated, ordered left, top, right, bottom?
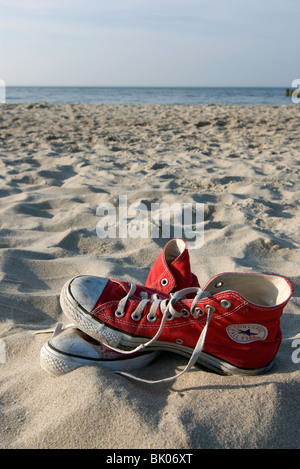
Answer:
3, 86, 293, 106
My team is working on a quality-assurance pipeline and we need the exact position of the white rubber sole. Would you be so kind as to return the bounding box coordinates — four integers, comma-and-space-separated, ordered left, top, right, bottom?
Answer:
40, 341, 160, 377
60, 279, 273, 377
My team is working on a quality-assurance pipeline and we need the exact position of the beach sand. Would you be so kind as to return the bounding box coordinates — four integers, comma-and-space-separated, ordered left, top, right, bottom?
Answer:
0, 103, 299, 449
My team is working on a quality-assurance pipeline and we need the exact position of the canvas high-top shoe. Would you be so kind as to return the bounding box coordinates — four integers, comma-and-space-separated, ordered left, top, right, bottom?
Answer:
60, 271, 293, 382
40, 323, 160, 377
39, 239, 199, 377
145, 238, 200, 294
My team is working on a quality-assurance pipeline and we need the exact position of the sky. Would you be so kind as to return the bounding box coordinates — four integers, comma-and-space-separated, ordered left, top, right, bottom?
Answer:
0, 0, 299, 87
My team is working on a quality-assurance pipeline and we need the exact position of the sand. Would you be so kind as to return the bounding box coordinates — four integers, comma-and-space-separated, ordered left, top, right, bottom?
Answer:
0, 102, 299, 449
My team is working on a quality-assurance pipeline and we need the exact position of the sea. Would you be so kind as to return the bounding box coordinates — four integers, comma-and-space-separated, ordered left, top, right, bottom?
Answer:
3, 86, 293, 106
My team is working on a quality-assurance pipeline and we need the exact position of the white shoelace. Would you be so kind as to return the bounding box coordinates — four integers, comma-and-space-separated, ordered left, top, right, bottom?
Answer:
111, 284, 213, 384
34, 323, 75, 336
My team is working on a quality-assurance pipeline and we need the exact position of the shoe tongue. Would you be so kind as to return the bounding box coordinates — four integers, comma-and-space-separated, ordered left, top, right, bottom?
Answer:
93, 279, 129, 309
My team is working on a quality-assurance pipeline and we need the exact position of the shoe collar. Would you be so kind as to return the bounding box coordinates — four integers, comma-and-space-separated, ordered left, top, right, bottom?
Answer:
203, 272, 293, 308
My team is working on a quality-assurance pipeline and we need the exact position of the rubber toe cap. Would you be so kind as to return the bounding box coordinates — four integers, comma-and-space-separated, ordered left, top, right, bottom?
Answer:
70, 276, 108, 312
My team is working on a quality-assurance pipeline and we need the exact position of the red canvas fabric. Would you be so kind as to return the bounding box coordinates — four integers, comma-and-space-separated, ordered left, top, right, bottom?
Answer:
91, 274, 293, 371
145, 239, 200, 294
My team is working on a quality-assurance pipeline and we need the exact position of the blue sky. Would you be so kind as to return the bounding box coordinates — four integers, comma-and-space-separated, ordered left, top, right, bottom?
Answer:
0, 0, 299, 86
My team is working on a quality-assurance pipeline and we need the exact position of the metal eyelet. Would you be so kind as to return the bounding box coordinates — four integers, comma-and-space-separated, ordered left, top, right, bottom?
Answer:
166, 313, 174, 321
220, 299, 231, 309
161, 278, 169, 287
176, 339, 183, 345
181, 308, 190, 317
131, 312, 142, 321
205, 305, 215, 313
151, 294, 161, 301
147, 313, 158, 322
115, 309, 125, 318
194, 307, 204, 317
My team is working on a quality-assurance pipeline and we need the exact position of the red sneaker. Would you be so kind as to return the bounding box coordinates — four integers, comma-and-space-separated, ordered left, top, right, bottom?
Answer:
60, 272, 293, 382
40, 239, 198, 377
145, 238, 200, 294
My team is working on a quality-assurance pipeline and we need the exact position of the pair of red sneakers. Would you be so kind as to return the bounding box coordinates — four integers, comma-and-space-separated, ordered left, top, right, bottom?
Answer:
41, 239, 293, 383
